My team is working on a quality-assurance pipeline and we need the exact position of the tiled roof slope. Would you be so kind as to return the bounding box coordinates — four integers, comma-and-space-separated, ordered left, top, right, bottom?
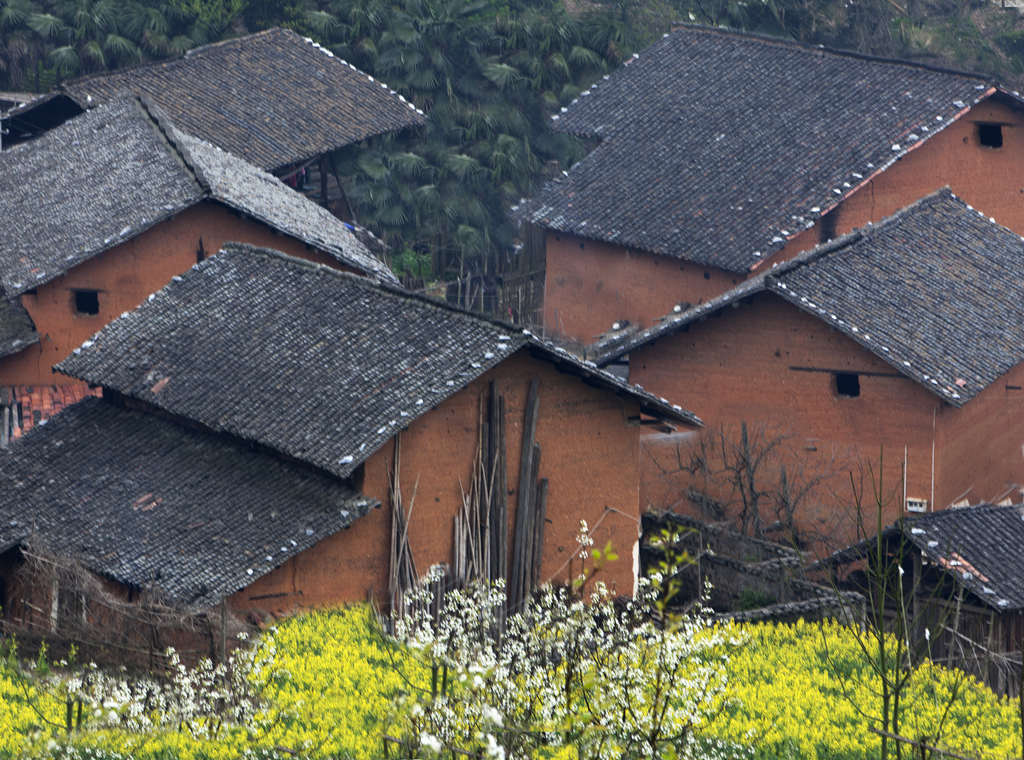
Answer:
901, 505, 1024, 611
596, 190, 1024, 406
163, 115, 396, 282
0, 98, 394, 297
56, 28, 424, 170
0, 397, 375, 609
0, 299, 38, 359
528, 25, 1004, 273
58, 244, 699, 480
816, 504, 1024, 612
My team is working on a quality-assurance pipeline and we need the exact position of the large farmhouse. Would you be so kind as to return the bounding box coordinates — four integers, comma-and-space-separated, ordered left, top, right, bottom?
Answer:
0, 244, 697, 653
0, 97, 394, 440
524, 25, 1024, 347
594, 190, 1024, 545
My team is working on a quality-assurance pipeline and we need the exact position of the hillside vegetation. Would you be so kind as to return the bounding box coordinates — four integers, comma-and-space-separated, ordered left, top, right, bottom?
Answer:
3, 0, 1024, 288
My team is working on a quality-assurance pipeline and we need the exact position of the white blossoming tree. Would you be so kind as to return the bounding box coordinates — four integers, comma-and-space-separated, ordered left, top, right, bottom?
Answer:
388, 522, 750, 760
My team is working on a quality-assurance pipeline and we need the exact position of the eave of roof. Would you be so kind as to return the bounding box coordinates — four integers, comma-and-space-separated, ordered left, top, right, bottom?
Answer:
593, 189, 1024, 407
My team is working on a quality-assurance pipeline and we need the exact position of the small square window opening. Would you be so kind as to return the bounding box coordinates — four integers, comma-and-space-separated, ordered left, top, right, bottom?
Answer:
978, 123, 1003, 148
835, 372, 860, 397
73, 289, 100, 315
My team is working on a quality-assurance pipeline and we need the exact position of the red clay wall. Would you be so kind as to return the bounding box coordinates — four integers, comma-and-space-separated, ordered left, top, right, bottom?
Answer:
934, 360, 1024, 508
0, 201, 354, 387
542, 96, 1024, 345
629, 293, 943, 548
759, 96, 1024, 271
231, 350, 652, 616
542, 232, 742, 345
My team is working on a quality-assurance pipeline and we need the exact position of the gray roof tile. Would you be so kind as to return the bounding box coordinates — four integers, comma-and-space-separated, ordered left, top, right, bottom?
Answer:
57, 244, 699, 480
0, 97, 394, 297
0, 397, 375, 609
25, 28, 425, 170
528, 25, 1003, 273
0, 298, 38, 359
598, 190, 1024, 406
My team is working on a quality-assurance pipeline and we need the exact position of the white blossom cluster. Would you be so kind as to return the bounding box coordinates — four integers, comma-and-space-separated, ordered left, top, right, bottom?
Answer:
15, 633, 273, 743
391, 526, 752, 760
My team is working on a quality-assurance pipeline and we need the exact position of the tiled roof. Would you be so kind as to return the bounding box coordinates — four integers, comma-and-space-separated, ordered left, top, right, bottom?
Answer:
595, 190, 1024, 406
526, 24, 1007, 273
816, 504, 1024, 612
0, 397, 375, 609
163, 112, 396, 281
901, 505, 1024, 611
0, 299, 38, 359
0, 97, 394, 297
20, 28, 425, 170
57, 244, 699, 480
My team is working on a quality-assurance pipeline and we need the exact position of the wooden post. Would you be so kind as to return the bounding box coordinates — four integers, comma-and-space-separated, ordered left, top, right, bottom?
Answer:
220, 599, 228, 664
531, 478, 548, 590
319, 156, 329, 209
509, 380, 540, 611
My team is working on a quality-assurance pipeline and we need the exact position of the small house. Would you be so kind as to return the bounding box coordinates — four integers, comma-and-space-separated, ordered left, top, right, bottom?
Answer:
816, 504, 1024, 695
1, 28, 425, 214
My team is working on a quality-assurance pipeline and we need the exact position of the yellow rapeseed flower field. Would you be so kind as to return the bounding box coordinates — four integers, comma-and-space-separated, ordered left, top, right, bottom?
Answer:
0, 610, 1019, 759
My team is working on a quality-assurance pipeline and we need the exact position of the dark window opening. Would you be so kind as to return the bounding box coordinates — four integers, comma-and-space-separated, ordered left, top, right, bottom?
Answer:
835, 372, 860, 397
819, 207, 839, 243
703, 271, 711, 280
351, 462, 366, 492
73, 289, 99, 315
978, 123, 1003, 148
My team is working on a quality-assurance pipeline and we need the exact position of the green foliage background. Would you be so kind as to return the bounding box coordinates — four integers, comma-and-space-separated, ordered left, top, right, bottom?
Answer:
4, 0, 1024, 286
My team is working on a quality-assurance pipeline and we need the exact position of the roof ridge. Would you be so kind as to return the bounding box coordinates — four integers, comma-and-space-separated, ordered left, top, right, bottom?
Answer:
220, 241, 526, 332
183, 27, 284, 58
58, 29, 285, 98
212, 243, 699, 427
760, 187, 955, 280
668, 24, 994, 83
133, 96, 212, 196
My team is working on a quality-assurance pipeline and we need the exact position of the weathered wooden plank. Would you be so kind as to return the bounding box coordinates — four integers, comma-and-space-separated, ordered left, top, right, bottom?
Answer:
531, 477, 549, 590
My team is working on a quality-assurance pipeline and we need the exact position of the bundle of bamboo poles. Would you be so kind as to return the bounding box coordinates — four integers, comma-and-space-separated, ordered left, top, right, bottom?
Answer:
388, 434, 418, 615
394, 379, 550, 621
507, 379, 548, 614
